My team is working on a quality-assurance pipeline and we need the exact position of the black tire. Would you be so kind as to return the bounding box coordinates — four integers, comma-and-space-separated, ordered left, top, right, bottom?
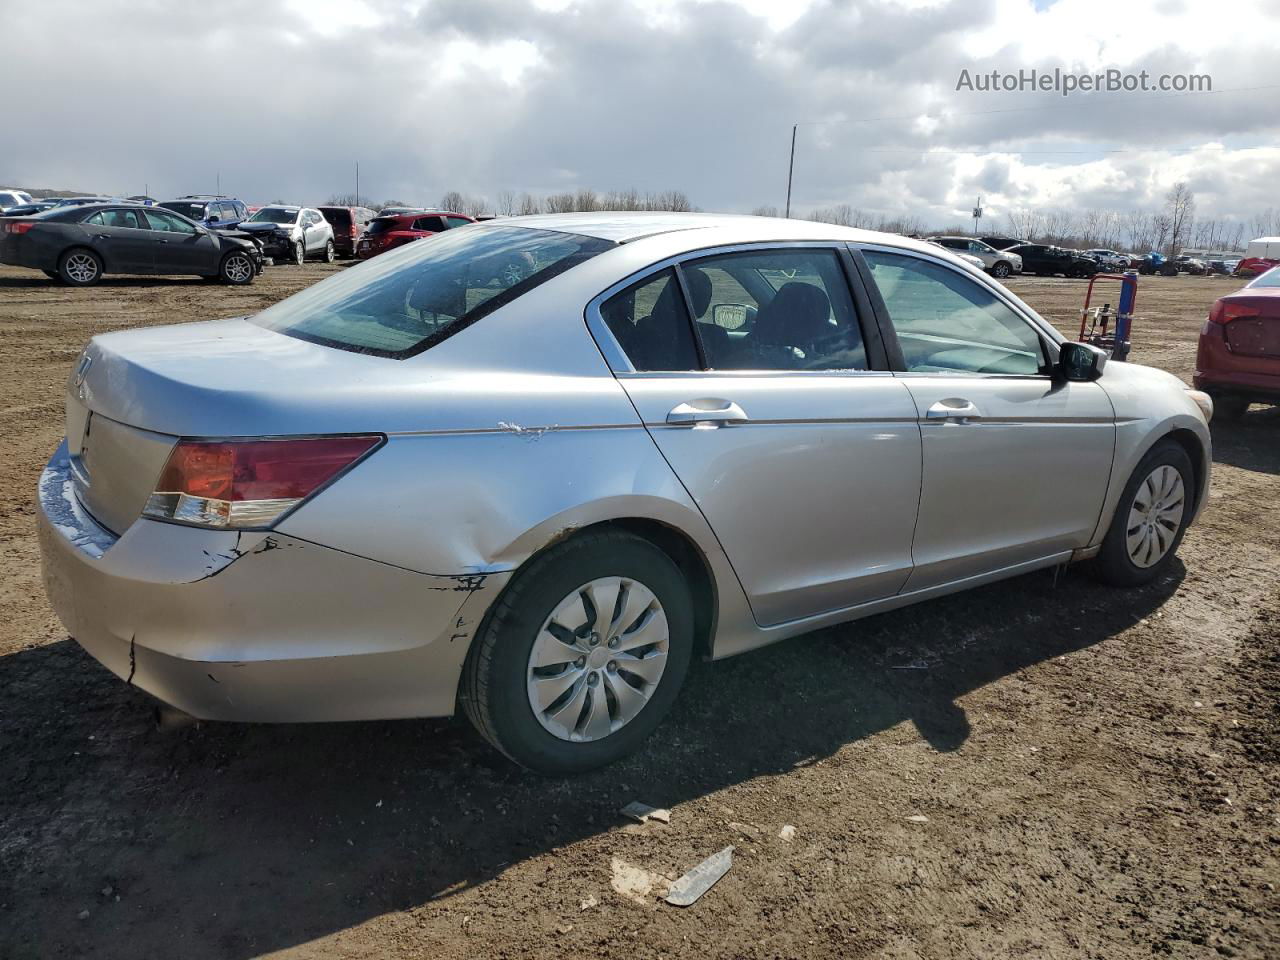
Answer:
992, 261, 1011, 279
1160, 264, 1178, 277
58, 248, 103, 286
1094, 439, 1195, 587
323, 240, 336, 263
1213, 395, 1249, 421
461, 530, 694, 774
292, 240, 305, 266
219, 250, 255, 286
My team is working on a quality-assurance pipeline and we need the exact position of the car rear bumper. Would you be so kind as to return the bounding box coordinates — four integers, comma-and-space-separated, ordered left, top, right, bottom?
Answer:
1194, 368, 1280, 400
37, 441, 508, 722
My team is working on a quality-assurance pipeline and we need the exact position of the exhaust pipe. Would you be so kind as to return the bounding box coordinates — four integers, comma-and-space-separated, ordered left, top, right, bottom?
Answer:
154, 704, 198, 732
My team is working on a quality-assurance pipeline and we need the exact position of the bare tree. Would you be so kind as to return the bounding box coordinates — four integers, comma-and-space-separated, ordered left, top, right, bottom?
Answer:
544, 192, 576, 213
439, 190, 466, 213
751, 205, 779, 217
517, 193, 541, 216
1164, 182, 1195, 256
495, 190, 516, 217
461, 195, 489, 217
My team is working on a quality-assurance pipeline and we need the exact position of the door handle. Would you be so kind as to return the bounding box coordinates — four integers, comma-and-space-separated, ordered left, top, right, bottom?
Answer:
666, 399, 749, 426
925, 398, 981, 422
154, 238, 169, 244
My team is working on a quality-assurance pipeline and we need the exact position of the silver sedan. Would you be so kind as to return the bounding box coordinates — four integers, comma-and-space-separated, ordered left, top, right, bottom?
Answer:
38, 213, 1213, 773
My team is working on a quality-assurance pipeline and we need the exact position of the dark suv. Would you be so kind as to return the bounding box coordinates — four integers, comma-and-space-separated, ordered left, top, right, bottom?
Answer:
157, 196, 249, 231
1007, 243, 1098, 278
318, 205, 377, 259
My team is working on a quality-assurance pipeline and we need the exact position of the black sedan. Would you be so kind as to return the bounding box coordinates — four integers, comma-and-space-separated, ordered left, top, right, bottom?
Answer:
1006, 243, 1098, 278
0, 204, 263, 286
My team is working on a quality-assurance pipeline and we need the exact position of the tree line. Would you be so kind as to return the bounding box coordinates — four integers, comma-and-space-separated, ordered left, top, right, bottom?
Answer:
329, 181, 1278, 256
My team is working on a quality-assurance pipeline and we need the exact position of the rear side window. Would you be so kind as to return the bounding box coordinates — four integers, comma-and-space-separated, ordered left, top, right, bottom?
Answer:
86, 209, 144, 228
413, 216, 446, 231
251, 225, 613, 358
863, 250, 1046, 376
601, 269, 700, 372
322, 208, 352, 228
367, 218, 393, 235
446, 216, 472, 229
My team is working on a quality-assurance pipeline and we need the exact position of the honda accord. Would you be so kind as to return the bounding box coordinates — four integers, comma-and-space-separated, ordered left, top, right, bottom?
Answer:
38, 213, 1213, 773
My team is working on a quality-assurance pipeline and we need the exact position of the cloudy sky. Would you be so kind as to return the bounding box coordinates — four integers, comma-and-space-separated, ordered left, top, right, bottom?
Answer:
5, 0, 1279, 225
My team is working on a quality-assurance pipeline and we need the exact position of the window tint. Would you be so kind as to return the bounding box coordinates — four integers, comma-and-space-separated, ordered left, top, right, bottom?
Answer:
413, 216, 446, 231
684, 248, 866, 371
86, 209, 144, 228
601, 268, 700, 372
143, 210, 197, 234
252, 225, 612, 358
446, 216, 472, 229
863, 250, 1047, 376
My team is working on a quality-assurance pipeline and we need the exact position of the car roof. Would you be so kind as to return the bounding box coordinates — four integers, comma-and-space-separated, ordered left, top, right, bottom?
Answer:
479, 211, 952, 251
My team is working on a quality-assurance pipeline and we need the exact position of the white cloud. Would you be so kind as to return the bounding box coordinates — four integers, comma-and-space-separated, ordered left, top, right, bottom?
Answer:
1, 0, 1276, 229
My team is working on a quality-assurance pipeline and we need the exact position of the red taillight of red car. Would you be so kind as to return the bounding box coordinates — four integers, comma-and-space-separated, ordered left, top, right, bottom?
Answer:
349, 224, 358, 238
1209, 301, 1262, 325
143, 435, 382, 529
4, 221, 35, 235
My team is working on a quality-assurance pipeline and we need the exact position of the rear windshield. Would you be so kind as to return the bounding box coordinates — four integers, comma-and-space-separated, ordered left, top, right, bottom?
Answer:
159, 201, 206, 219
320, 208, 351, 226
1249, 267, 1280, 288
251, 225, 614, 358
366, 217, 396, 235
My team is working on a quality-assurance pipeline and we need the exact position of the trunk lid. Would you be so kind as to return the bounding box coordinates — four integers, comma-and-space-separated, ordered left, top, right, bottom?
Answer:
1222, 292, 1280, 360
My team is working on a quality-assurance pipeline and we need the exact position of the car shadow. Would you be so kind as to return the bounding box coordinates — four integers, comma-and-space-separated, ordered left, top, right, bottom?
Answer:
0, 560, 1182, 958
1210, 406, 1280, 475
0, 275, 215, 289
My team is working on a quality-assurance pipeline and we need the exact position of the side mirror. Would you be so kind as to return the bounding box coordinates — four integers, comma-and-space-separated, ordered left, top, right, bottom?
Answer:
1055, 341, 1107, 382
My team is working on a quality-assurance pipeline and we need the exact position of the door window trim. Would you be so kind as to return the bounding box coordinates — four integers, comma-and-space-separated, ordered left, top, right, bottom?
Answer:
851, 241, 1063, 379
585, 240, 894, 378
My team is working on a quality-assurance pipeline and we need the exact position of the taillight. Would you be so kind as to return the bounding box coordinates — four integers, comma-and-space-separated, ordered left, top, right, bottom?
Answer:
143, 435, 382, 529
4, 221, 35, 234
349, 224, 358, 237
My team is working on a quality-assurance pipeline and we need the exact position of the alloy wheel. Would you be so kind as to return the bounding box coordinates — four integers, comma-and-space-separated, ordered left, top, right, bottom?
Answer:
224, 254, 252, 283
65, 253, 98, 283
526, 576, 669, 742
1126, 465, 1185, 568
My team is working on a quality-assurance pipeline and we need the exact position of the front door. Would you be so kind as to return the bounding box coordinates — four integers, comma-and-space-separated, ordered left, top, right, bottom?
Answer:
141, 208, 218, 274
593, 246, 922, 626
860, 247, 1115, 590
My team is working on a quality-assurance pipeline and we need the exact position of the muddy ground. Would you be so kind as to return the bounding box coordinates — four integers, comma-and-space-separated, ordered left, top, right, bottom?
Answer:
0, 265, 1275, 959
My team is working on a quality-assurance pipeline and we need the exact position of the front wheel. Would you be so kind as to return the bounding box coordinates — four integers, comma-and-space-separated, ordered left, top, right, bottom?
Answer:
462, 531, 694, 774
219, 250, 255, 285
323, 240, 336, 263
292, 240, 305, 266
58, 248, 103, 286
1094, 439, 1194, 587
991, 261, 1011, 279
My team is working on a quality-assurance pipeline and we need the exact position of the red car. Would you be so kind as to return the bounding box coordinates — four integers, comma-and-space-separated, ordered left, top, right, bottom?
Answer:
355, 211, 475, 259
1194, 267, 1280, 418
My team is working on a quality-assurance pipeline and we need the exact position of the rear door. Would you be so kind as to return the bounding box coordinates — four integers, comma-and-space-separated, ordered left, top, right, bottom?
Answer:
859, 245, 1115, 590
590, 244, 921, 626
82, 208, 155, 274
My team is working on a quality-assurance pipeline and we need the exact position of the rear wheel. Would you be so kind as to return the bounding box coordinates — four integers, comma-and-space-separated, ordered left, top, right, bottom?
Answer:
219, 250, 255, 285
58, 248, 103, 286
462, 531, 694, 774
1094, 439, 1194, 587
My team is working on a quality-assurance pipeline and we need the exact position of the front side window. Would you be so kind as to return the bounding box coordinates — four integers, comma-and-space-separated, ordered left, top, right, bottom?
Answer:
863, 250, 1047, 376
446, 216, 472, 229
142, 210, 197, 234
252, 225, 612, 358
686, 248, 866, 371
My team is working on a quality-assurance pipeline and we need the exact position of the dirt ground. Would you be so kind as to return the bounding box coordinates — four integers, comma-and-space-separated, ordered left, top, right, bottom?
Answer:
0, 265, 1276, 960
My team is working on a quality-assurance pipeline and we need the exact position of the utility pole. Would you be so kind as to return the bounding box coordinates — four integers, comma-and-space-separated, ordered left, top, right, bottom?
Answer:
784, 124, 797, 218
355, 161, 360, 207
216, 171, 221, 195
